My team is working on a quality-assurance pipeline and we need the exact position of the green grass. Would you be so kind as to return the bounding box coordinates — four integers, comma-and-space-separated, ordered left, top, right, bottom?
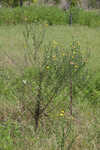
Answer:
0, 24, 100, 71
0, 24, 100, 150
0, 6, 100, 27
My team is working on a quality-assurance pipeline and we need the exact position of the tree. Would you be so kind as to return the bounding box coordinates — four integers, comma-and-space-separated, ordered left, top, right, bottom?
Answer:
67, 0, 81, 7
12, 0, 19, 7
19, 0, 23, 7
68, 0, 81, 25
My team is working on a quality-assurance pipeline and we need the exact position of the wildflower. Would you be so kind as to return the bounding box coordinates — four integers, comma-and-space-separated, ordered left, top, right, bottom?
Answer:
60, 113, 64, 117
72, 55, 74, 58
52, 55, 56, 59
62, 53, 65, 56
45, 23, 48, 27
74, 65, 78, 68
77, 41, 80, 46
24, 43, 27, 48
71, 116, 75, 120
61, 110, 64, 113
59, 110, 64, 117
46, 66, 50, 69
23, 80, 27, 84
67, 116, 75, 120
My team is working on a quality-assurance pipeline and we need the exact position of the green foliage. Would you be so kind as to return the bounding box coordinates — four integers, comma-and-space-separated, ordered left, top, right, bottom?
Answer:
0, 0, 28, 7
68, 0, 81, 7
0, 5, 100, 27
8, 23, 72, 130
88, 0, 97, 8
78, 9, 100, 27
0, 120, 21, 149
84, 72, 100, 105
53, 0, 60, 4
54, 115, 77, 150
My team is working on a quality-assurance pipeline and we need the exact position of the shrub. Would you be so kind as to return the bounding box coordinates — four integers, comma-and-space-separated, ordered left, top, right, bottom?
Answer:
2, 23, 89, 133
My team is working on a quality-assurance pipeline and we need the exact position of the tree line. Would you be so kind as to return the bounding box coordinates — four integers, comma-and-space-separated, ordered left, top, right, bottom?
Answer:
0, 0, 100, 8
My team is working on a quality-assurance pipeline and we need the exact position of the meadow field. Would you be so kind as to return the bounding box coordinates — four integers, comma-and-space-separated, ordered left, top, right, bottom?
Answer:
0, 24, 100, 150
0, 24, 100, 70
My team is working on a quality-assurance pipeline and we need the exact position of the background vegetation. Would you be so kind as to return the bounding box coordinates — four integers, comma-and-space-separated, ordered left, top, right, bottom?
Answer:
0, 6, 100, 27
0, 0, 100, 8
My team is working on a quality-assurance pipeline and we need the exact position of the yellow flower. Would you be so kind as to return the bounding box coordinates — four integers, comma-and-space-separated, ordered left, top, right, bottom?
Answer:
60, 113, 64, 117
72, 55, 74, 58
77, 41, 80, 46
61, 110, 64, 113
71, 116, 75, 120
46, 66, 50, 69
24, 44, 27, 48
59, 110, 64, 117
62, 53, 65, 56
74, 65, 78, 68
67, 116, 75, 120
45, 23, 48, 27
52, 55, 56, 59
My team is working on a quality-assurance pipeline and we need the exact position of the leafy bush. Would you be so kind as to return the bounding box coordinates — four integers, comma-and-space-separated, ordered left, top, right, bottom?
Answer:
0, 5, 100, 27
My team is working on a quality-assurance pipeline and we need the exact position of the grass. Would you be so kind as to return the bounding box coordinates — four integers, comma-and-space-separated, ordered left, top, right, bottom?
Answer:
0, 5, 100, 27
0, 24, 100, 150
0, 24, 100, 71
